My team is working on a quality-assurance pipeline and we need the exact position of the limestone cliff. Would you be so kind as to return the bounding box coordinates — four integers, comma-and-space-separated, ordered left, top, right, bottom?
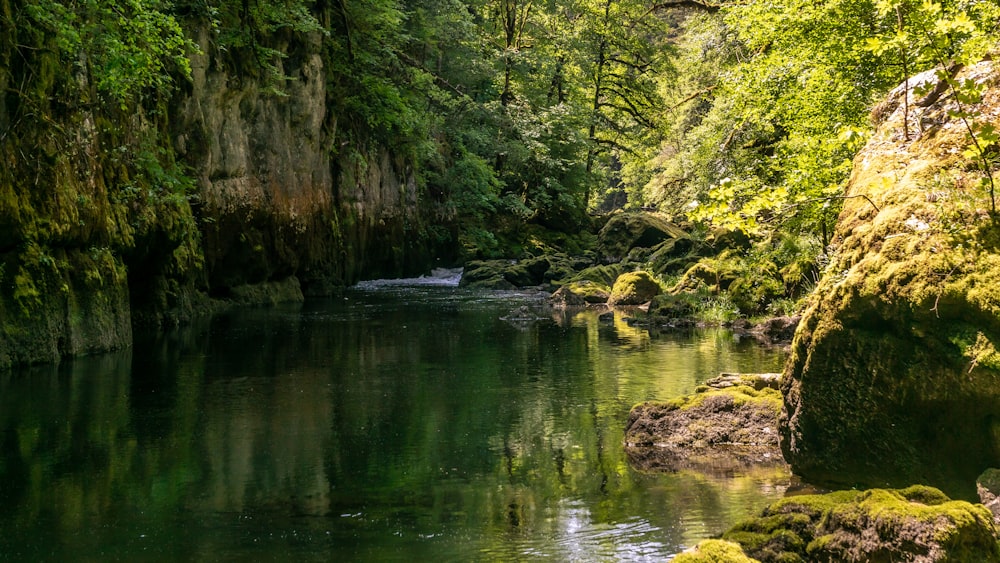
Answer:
0, 15, 445, 369
780, 61, 1000, 498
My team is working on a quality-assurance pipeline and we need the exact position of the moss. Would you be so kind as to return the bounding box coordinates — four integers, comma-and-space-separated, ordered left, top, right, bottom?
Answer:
596, 211, 689, 263
782, 63, 1000, 495
673, 539, 759, 562
562, 280, 610, 303
673, 385, 783, 413
721, 486, 999, 563
567, 263, 623, 287
647, 292, 699, 318
608, 270, 662, 306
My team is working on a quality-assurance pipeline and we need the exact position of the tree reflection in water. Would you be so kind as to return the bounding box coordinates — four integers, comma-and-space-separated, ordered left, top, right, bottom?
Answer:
0, 289, 789, 560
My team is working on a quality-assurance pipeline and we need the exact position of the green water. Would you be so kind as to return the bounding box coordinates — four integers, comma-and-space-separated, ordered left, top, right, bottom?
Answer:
0, 286, 790, 561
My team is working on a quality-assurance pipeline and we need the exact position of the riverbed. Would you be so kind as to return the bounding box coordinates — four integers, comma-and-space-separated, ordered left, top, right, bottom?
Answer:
0, 280, 790, 561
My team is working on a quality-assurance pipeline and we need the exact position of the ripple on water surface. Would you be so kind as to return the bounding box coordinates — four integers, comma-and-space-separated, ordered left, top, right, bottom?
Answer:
0, 281, 790, 561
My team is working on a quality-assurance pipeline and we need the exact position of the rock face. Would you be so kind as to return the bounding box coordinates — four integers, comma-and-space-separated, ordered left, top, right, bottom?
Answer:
780, 61, 1000, 497
0, 16, 445, 368
691, 485, 999, 562
172, 26, 437, 297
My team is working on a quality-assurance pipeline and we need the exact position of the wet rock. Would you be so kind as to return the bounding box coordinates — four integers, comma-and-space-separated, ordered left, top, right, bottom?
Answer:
977, 468, 1000, 525
608, 271, 661, 306
712, 485, 999, 562
624, 384, 784, 474
227, 276, 304, 305
646, 293, 698, 319
549, 285, 587, 308
458, 260, 518, 289
742, 315, 800, 347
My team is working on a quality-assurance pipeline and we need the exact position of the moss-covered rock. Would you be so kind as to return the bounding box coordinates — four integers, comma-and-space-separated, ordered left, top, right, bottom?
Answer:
673, 250, 743, 294
461, 254, 585, 289
647, 292, 700, 319
459, 259, 518, 289
550, 280, 610, 305
625, 383, 784, 473
781, 61, 1000, 497
720, 486, 999, 562
565, 263, 623, 288
674, 539, 759, 562
596, 211, 689, 264
608, 270, 662, 306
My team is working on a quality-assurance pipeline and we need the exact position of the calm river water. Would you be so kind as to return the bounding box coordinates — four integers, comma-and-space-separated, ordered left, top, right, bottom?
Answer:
0, 278, 791, 561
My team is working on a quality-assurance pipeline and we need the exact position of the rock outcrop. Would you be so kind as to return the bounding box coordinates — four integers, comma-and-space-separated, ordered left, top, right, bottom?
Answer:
780, 61, 1000, 497
625, 376, 784, 473
681, 486, 999, 562
0, 13, 446, 368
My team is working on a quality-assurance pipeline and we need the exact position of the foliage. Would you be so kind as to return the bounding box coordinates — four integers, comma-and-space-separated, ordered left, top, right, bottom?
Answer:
17, 0, 196, 107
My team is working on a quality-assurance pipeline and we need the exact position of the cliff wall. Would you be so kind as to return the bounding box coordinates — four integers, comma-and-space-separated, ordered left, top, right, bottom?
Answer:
0, 11, 444, 368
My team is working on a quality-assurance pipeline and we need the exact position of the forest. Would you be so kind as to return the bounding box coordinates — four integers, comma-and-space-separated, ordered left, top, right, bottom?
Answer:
2, 0, 998, 317
7, 1, 1000, 561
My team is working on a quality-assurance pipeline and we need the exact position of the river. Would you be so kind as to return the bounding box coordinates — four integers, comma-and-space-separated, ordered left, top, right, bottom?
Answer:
0, 276, 791, 561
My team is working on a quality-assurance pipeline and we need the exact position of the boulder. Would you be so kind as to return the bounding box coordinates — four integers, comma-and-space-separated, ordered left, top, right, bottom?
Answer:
710, 485, 999, 562
552, 280, 610, 305
624, 383, 784, 473
549, 285, 587, 308
646, 292, 699, 320
596, 212, 689, 264
747, 315, 800, 345
458, 260, 517, 289
780, 61, 1000, 497
608, 271, 661, 306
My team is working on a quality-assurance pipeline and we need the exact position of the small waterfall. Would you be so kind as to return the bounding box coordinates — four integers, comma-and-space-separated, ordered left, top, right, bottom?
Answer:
352, 267, 463, 289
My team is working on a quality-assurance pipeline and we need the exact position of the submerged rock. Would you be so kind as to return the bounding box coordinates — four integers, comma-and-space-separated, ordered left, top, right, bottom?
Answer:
688, 485, 999, 562
624, 381, 784, 474
781, 61, 1000, 497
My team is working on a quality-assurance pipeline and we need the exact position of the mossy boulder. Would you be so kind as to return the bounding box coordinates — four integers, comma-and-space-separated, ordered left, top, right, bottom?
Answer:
625, 383, 784, 473
551, 280, 610, 306
781, 61, 1000, 497
596, 211, 690, 264
647, 292, 699, 319
461, 254, 585, 289
608, 271, 661, 306
550, 285, 587, 308
673, 250, 743, 294
717, 485, 999, 562
674, 540, 758, 562
459, 259, 518, 289
565, 263, 622, 287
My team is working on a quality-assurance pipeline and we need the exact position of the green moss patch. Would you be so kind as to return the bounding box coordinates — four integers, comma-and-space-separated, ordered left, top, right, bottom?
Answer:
674, 539, 759, 562
721, 486, 999, 562
608, 270, 662, 306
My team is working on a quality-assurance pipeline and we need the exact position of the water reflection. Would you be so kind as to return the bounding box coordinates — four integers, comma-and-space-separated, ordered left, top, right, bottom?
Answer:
0, 289, 789, 561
